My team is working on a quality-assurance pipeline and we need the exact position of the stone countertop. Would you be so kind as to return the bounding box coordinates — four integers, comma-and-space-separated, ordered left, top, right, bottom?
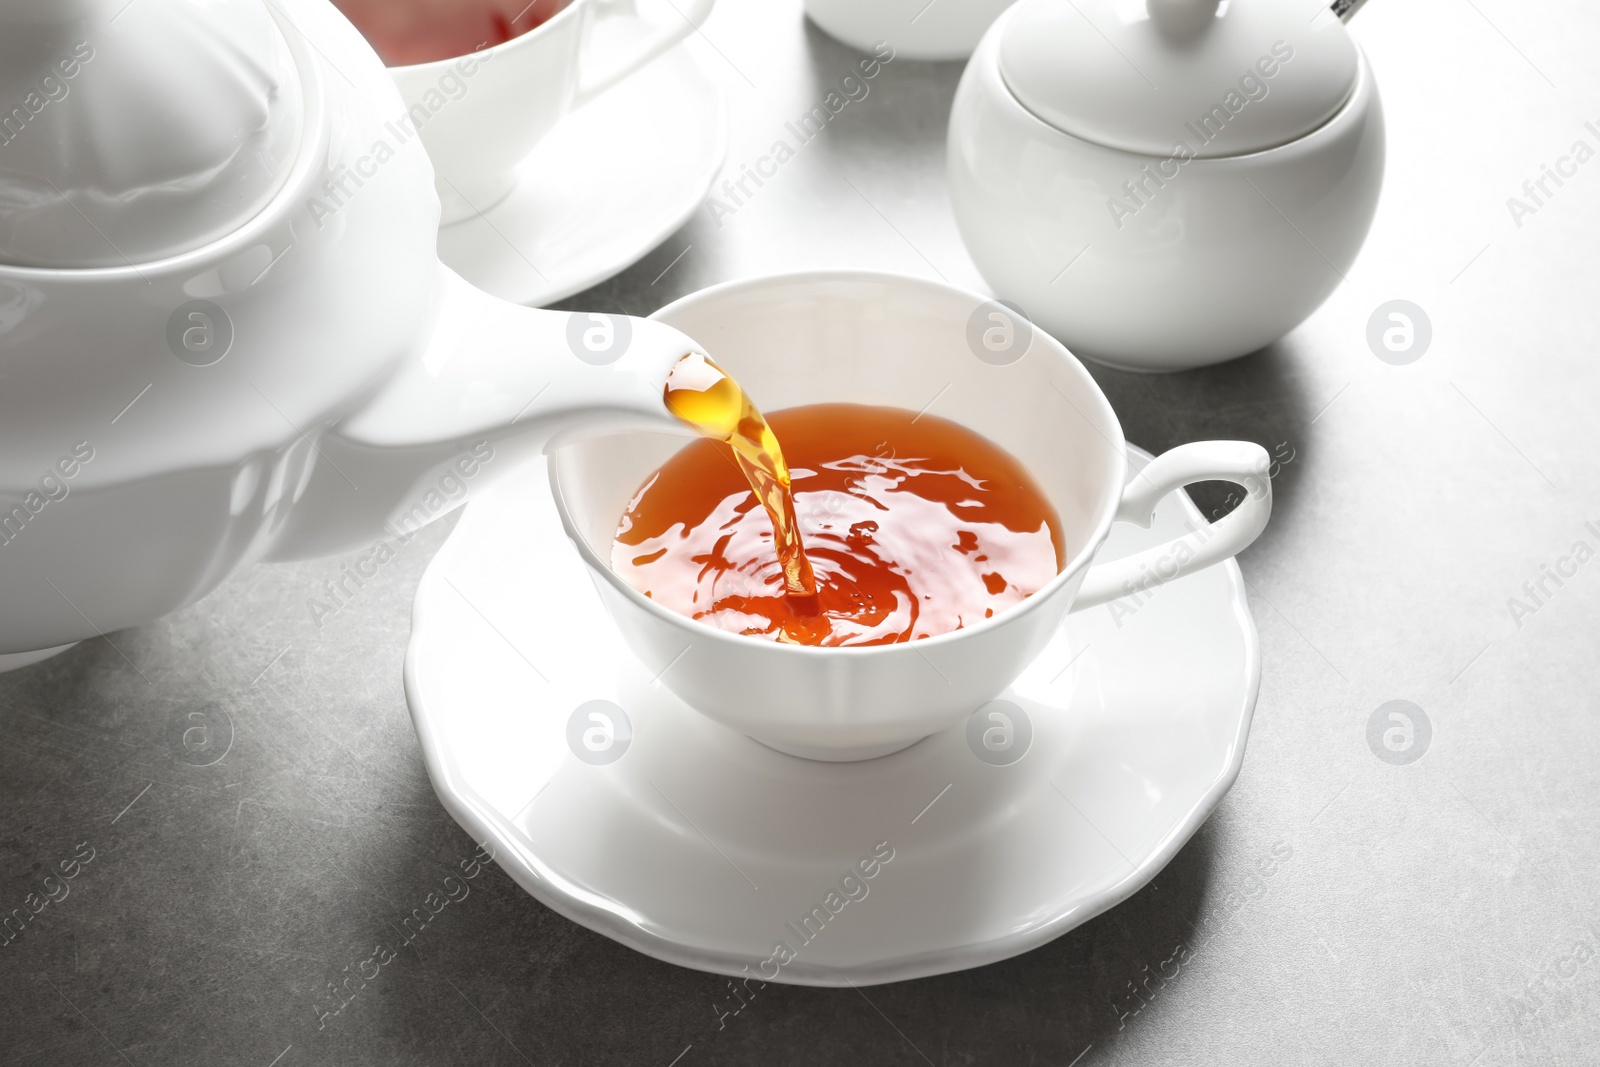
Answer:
4, 1, 1599, 1064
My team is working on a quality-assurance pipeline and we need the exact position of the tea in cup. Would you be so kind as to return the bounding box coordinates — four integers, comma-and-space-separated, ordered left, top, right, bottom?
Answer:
623, 356, 1066, 647
332, 0, 570, 65
550, 272, 1273, 760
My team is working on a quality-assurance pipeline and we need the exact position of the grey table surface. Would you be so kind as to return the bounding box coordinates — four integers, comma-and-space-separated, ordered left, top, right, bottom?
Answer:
4, 1, 1599, 1064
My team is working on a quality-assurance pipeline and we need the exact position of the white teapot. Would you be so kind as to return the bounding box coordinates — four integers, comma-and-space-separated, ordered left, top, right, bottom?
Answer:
948, 0, 1385, 370
0, 0, 698, 666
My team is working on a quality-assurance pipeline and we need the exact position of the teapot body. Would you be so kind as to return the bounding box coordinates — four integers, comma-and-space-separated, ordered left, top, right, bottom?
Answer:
948, 6, 1385, 370
0, 0, 444, 654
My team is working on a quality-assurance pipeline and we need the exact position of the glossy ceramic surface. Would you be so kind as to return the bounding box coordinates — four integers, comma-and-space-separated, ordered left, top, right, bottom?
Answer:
389, 0, 714, 224
0, 0, 303, 267
1000, 0, 1359, 158
436, 42, 726, 307
802, 0, 1019, 61
406, 444, 1261, 985
0, 0, 703, 658
549, 271, 1270, 758
948, 4, 1386, 370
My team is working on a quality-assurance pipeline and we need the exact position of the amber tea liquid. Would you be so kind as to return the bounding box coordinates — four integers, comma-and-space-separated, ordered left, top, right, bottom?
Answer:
618, 355, 1065, 647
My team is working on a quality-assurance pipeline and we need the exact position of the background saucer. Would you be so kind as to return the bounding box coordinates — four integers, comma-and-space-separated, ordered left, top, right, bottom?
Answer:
404, 446, 1260, 985
436, 43, 726, 307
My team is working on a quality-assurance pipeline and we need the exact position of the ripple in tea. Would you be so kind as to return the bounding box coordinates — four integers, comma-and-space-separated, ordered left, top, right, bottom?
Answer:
617, 356, 1065, 647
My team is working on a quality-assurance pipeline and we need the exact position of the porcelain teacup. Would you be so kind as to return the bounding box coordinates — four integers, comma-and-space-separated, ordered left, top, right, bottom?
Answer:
548, 271, 1273, 761
381, 0, 713, 224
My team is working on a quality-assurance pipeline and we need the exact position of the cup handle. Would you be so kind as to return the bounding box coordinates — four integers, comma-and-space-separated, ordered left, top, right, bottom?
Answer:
571, 0, 714, 109
1070, 441, 1272, 611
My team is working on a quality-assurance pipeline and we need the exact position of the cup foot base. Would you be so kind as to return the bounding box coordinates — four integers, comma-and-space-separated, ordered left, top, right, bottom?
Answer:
751, 735, 927, 763
0, 642, 80, 673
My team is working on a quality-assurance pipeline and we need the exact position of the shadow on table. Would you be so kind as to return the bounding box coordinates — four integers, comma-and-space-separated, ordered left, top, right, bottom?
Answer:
1082, 338, 1316, 530
400, 822, 1224, 1067
763, 820, 1223, 1064
795, 16, 966, 165
0, 633, 152, 725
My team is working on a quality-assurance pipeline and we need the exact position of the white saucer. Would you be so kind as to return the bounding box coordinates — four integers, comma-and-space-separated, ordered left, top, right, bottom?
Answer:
435, 43, 726, 307
405, 446, 1260, 986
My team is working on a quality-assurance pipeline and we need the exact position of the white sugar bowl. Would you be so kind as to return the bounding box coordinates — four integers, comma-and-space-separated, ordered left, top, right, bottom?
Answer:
948, 0, 1385, 371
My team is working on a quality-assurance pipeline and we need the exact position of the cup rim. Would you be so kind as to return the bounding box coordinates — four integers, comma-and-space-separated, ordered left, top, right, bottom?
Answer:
383, 0, 590, 72
548, 268, 1129, 658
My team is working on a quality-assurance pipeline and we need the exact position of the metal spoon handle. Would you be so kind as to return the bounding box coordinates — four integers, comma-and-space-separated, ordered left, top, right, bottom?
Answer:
1330, 0, 1369, 21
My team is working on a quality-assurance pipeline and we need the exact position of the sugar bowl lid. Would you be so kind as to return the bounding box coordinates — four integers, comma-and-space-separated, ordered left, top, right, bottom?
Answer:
0, 0, 304, 269
997, 0, 1360, 159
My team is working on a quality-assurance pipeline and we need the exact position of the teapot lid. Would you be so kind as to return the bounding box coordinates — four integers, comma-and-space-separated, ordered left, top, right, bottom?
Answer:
0, 0, 303, 269
997, 0, 1359, 159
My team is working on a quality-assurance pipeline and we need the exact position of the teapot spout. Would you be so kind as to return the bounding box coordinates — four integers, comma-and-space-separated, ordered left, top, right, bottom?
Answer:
264, 267, 697, 561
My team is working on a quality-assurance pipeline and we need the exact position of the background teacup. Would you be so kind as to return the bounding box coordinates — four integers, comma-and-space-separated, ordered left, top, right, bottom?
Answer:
803, 0, 1019, 61
351, 0, 713, 224
549, 271, 1273, 761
